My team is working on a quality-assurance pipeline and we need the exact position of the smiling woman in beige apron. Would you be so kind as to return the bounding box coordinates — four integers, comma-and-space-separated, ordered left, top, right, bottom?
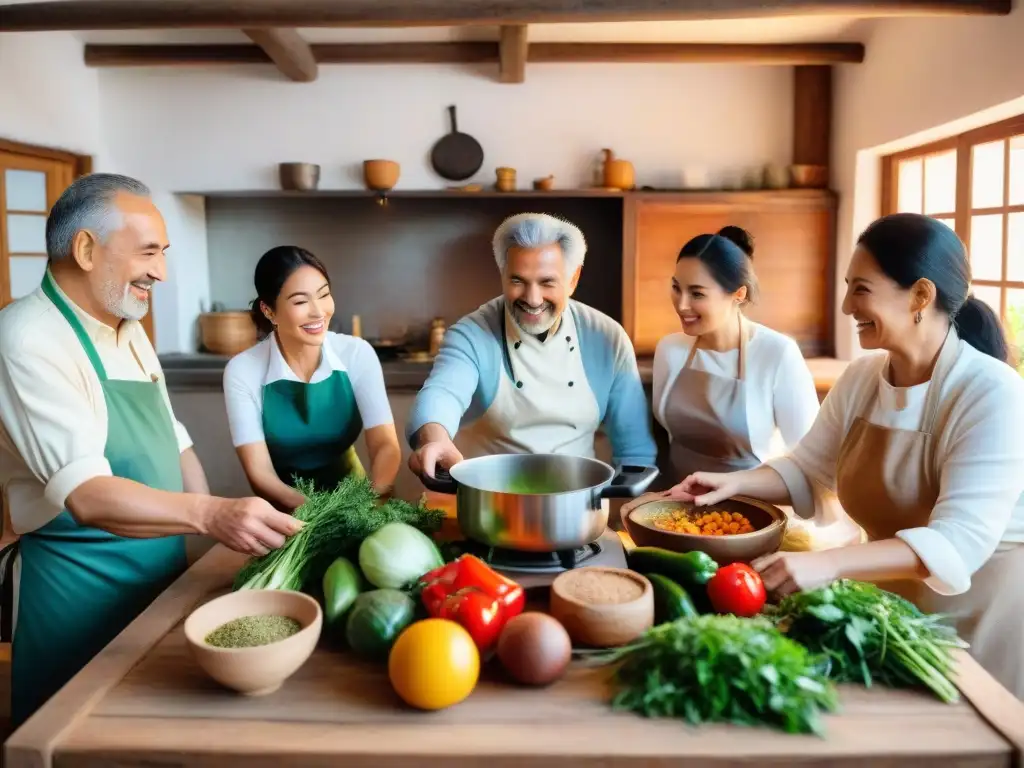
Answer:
663, 214, 1024, 698
637, 227, 857, 549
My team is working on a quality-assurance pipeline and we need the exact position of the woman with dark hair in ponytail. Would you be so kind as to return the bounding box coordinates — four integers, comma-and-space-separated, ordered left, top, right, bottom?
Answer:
644, 226, 822, 480
222, 246, 400, 511
661, 213, 1024, 698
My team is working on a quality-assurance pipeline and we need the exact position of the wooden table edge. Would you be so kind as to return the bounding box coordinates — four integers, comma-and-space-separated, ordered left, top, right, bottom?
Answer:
5, 545, 1024, 768
953, 650, 1024, 767
3, 545, 244, 768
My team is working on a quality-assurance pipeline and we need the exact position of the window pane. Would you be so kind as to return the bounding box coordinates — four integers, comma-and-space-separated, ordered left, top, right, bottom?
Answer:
6, 213, 47, 254
4, 170, 47, 212
972, 140, 1006, 209
1008, 212, 1024, 283
924, 151, 957, 214
8, 256, 47, 300
1010, 135, 1024, 206
934, 217, 956, 231
972, 284, 1003, 315
898, 158, 923, 213
969, 214, 1004, 280
1006, 289, 1024, 376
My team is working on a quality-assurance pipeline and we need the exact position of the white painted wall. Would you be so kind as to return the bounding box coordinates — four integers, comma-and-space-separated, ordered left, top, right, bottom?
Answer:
0, 31, 104, 161
94, 62, 794, 351
832, 8, 1024, 359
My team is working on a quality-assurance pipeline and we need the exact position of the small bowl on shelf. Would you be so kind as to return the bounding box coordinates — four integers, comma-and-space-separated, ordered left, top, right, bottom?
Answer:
363, 159, 400, 191
789, 164, 829, 189
623, 496, 786, 565
184, 589, 322, 696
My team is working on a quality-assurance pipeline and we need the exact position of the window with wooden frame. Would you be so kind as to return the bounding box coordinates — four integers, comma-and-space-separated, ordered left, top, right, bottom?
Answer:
881, 114, 1024, 374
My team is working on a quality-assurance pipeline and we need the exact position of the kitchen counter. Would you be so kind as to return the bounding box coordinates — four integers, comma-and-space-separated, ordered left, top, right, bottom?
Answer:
160, 353, 436, 391
161, 353, 850, 398
7, 544, 1023, 768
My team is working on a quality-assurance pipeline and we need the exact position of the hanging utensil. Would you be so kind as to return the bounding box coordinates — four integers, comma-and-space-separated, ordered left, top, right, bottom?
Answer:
430, 105, 484, 182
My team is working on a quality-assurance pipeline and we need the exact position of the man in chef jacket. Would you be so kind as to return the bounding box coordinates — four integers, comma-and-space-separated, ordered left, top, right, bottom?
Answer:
407, 212, 656, 479
0, 173, 301, 727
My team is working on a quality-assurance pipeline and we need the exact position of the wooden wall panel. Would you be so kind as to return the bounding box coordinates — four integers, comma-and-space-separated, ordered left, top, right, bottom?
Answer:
626, 191, 835, 357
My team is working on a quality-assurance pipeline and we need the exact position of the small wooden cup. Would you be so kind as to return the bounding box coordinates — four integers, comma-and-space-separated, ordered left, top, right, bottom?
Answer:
549, 567, 653, 648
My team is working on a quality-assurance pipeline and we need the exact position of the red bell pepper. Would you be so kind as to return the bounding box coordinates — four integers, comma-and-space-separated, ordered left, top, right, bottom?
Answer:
419, 555, 526, 652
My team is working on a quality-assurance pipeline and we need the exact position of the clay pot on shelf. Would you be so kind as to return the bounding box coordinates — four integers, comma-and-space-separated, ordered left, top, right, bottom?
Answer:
790, 164, 828, 189
601, 149, 635, 190
363, 159, 400, 192
533, 175, 555, 191
199, 312, 258, 356
278, 163, 320, 191
496, 167, 517, 192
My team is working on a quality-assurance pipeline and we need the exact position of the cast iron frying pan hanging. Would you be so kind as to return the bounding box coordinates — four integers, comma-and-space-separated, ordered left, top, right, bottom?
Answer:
430, 105, 484, 182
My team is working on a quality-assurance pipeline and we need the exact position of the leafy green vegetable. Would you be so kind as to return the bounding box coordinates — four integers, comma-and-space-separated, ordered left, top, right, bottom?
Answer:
233, 476, 445, 592
358, 522, 444, 589
579, 614, 839, 736
772, 580, 968, 704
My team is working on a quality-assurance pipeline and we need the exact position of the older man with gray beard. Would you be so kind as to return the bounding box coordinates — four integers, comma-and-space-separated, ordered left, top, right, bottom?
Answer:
408, 212, 656, 482
0, 173, 301, 728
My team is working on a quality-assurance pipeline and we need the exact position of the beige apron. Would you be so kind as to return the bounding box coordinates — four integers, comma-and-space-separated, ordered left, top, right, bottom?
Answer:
835, 328, 1024, 699
454, 306, 600, 461
662, 314, 760, 484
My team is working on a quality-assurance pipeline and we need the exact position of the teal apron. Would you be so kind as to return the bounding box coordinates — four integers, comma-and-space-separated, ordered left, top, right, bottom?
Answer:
3, 272, 188, 728
261, 366, 365, 492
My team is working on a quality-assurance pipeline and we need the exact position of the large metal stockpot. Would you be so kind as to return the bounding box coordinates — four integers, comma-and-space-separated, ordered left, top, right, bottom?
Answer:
421, 454, 658, 552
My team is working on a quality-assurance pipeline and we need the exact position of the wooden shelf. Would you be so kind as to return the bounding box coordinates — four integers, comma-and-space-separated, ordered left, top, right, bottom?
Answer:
179, 187, 834, 200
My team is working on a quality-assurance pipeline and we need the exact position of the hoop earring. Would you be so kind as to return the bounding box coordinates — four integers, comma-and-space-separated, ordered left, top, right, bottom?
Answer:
914, 311, 923, 324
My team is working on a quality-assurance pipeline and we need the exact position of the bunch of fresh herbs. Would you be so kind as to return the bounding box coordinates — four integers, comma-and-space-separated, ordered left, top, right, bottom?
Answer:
771, 579, 967, 703
579, 614, 839, 736
233, 476, 445, 592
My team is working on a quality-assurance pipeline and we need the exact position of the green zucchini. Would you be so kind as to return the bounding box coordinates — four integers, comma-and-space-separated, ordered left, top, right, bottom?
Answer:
627, 546, 719, 587
646, 573, 698, 622
322, 557, 363, 628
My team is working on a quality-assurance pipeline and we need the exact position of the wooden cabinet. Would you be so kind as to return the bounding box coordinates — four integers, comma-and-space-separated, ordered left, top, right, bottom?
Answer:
623, 189, 836, 357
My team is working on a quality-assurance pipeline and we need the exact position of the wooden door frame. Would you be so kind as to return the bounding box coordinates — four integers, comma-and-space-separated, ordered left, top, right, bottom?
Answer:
0, 138, 156, 344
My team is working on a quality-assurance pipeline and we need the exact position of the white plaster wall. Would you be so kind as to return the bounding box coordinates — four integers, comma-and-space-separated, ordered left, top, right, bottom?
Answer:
0, 31, 104, 162
92, 62, 794, 351
832, 8, 1024, 359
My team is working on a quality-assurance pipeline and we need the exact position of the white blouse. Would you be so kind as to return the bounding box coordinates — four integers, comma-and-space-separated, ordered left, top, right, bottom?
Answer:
223, 332, 394, 449
652, 322, 820, 461
767, 341, 1024, 595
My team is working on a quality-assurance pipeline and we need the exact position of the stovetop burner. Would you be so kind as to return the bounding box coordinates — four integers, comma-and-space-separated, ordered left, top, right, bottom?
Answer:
446, 539, 604, 574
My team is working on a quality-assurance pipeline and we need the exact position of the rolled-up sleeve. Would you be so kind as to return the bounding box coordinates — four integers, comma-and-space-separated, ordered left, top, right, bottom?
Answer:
406, 322, 480, 448
0, 344, 111, 527
604, 326, 657, 467
765, 362, 859, 521
897, 377, 1024, 595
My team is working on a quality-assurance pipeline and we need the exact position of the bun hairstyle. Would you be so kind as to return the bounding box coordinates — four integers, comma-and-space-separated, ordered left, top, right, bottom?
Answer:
249, 245, 330, 337
676, 226, 759, 304
856, 213, 1010, 364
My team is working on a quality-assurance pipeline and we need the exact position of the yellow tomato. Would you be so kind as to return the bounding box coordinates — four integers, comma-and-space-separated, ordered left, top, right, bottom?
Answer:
388, 618, 480, 710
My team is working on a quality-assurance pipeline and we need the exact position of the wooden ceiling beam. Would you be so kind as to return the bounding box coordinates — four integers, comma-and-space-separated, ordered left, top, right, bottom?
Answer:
242, 28, 318, 82
0, 0, 1011, 31
499, 25, 529, 83
83, 41, 866, 69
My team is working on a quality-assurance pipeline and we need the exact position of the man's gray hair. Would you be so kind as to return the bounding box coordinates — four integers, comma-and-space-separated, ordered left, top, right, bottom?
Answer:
492, 213, 587, 276
46, 173, 151, 262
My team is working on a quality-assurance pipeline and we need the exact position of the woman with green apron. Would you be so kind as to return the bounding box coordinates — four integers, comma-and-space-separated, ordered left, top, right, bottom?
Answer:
223, 246, 400, 510
2, 271, 189, 727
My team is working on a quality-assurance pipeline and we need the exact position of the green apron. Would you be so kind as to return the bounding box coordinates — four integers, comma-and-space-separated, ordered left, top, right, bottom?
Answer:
8, 272, 188, 728
262, 367, 365, 492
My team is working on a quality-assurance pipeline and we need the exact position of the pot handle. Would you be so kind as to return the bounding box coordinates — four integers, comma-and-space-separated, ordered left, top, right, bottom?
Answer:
599, 465, 659, 499
419, 466, 459, 495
